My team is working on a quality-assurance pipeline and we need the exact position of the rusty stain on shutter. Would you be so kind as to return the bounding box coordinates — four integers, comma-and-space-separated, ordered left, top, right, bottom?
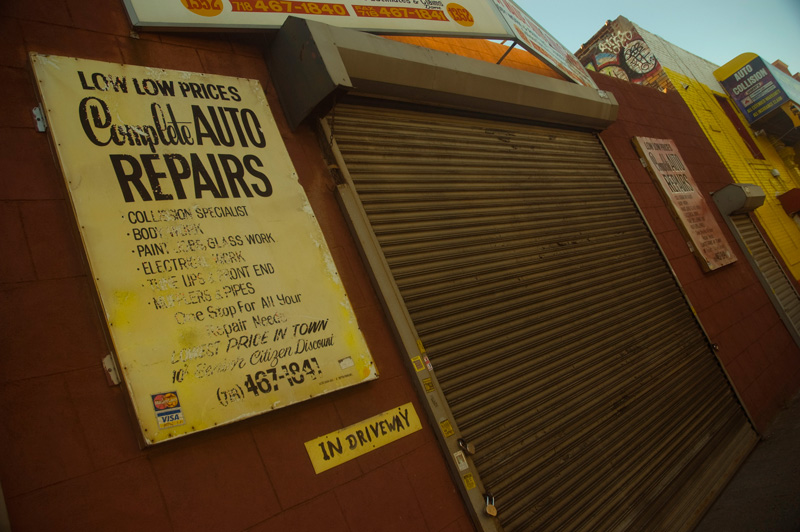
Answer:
327, 101, 757, 532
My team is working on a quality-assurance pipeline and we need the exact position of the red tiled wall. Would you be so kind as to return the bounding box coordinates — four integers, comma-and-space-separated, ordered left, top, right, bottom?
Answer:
0, 2, 471, 530
594, 72, 800, 431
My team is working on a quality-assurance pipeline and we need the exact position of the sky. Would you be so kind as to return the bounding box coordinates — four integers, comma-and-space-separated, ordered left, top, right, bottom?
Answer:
515, 0, 800, 74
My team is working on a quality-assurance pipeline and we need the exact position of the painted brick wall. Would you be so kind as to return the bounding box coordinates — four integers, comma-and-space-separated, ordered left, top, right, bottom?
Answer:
593, 72, 800, 431
0, 2, 471, 531
4, 2, 800, 528
631, 23, 723, 91
664, 68, 800, 280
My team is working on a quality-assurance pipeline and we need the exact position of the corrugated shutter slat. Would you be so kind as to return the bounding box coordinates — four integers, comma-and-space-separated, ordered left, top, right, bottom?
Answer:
329, 103, 756, 532
731, 214, 800, 332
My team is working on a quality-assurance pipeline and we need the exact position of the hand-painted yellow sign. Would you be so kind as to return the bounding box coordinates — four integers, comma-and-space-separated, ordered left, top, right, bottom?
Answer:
305, 403, 422, 473
31, 53, 377, 444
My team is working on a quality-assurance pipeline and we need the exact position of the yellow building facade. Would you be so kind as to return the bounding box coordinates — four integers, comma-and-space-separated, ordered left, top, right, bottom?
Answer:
577, 17, 800, 279
669, 68, 800, 279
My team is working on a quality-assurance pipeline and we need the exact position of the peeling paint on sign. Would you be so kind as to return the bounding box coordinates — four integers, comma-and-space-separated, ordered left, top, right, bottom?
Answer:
31, 53, 378, 444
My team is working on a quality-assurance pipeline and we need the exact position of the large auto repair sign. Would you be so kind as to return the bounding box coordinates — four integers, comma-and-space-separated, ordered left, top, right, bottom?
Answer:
31, 53, 377, 445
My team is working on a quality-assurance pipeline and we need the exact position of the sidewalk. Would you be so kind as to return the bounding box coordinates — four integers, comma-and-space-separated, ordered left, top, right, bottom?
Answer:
694, 392, 800, 532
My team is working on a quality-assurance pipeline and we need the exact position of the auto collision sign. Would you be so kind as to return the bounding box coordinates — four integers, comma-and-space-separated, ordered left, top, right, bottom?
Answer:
122, 0, 511, 38
31, 53, 377, 444
718, 54, 788, 123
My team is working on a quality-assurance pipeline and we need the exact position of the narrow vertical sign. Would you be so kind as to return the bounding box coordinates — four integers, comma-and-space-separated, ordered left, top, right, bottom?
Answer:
31, 53, 377, 444
633, 137, 736, 271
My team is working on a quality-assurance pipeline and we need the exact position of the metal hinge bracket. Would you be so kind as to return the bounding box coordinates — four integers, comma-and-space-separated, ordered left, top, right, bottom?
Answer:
102, 354, 122, 386
32, 106, 47, 132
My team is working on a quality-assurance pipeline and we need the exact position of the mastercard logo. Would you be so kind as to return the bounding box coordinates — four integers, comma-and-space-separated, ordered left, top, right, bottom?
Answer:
153, 392, 180, 410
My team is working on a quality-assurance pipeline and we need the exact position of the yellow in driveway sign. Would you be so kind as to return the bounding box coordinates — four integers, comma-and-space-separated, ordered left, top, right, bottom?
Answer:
305, 403, 422, 473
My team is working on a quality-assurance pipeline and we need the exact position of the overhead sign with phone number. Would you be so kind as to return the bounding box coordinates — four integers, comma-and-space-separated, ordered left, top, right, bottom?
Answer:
123, 0, 511, 37
31, 53, 378, 444
489, 0, 597, 88
122, 0, 596, 88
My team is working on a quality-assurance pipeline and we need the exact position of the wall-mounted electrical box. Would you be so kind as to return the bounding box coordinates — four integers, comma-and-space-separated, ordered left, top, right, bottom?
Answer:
712, 183, 766, 215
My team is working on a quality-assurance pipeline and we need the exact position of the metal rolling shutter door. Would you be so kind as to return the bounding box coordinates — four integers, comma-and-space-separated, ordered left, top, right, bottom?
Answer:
731, 213, 800, 332
328, 102, 757, 531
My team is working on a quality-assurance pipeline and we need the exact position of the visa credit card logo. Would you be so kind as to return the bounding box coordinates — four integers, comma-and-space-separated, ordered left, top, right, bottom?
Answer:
151, 391, 185, 429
